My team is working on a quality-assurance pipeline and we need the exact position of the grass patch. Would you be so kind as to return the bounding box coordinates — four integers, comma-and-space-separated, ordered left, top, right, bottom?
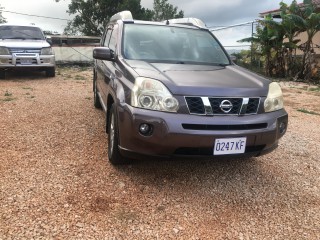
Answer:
22, 87, 33, 90
297, 108, 320, 115
75, 75, 86, 81
2, 97, 16, 102
4, 91, 12, 97
79, 66, 90, 71
308, 86, 320, 92
63, 74, 73, 80
115, 209, 138, 223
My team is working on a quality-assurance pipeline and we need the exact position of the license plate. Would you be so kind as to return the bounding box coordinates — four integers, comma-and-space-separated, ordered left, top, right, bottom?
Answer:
20, 59, 33, 65
213, 137, 246, 155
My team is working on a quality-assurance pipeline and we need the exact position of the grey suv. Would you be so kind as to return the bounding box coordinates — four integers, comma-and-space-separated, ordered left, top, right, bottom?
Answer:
0, 24, 55, 79
93, 11, 288, 165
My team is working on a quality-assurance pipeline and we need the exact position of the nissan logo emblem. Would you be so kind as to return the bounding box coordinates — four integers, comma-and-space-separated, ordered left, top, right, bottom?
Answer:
220, 100, 233, 113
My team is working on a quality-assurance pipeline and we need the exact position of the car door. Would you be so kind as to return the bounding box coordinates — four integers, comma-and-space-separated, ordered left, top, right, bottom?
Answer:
95, 26, 113, 105
104, 24, 119, 94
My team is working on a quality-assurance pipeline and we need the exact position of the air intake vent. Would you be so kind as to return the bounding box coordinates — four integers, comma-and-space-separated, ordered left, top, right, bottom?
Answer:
185, 97, 260, 115
9, 48, 41, 54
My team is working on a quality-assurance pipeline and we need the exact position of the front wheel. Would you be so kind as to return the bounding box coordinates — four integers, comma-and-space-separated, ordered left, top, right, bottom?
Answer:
46, 67, 55, 77
107, 104, 130, 165
0, 70, 5, 79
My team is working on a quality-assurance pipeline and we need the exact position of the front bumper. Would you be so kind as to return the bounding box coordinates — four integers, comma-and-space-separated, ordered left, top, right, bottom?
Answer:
117, 104, 288, 159
0, 53, 55, 69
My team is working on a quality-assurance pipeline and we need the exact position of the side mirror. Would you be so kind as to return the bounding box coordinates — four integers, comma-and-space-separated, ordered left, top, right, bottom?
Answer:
93, 47, 113, 61
46, 36, 52, 45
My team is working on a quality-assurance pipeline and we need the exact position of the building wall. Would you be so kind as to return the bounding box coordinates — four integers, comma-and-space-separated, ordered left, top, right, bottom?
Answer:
52, 46, 95, 63
50, 35, 101, 64
291, 31, 320, 55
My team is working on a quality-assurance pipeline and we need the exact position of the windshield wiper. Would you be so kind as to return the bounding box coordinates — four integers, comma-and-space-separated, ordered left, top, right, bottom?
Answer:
207, 62, 230, 67
217, 63, 230, 67
4, 37, 27, 40
3, 37, 43, 40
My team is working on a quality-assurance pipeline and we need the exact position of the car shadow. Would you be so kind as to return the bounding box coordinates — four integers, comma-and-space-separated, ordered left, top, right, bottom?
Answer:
113, 156, 281, 197
2, 70, 49, 81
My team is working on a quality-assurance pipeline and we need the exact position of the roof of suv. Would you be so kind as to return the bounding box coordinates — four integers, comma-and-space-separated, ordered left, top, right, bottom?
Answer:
109, 10, 208, 29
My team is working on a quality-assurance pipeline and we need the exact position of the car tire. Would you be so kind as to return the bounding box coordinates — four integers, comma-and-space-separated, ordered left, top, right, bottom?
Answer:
107, 104, 130, 165
46, 67, 55, 77
0, 70, 5, 79
93, 78, 102, 109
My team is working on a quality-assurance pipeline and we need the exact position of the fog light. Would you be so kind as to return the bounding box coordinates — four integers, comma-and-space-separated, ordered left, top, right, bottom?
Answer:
279, 121, 286, 134
0, 59, 9, 64
139, 123, 153, 136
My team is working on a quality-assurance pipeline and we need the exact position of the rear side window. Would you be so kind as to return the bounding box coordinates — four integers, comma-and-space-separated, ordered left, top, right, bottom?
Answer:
0, 26, 45, 40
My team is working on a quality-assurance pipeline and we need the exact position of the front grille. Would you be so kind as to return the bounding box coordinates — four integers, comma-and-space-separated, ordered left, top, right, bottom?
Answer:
247, 98, 260, 114
182, 123, 268, 131
15, 58, 38, 64
9, 48, 41, 54
209, 98, 243, 115
185, 97, 260, 115
185, 97, 205, 114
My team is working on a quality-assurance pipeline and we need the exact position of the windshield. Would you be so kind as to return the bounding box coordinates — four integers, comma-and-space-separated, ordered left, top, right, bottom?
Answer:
123, 24, 230, 65
0, 26, 45, 40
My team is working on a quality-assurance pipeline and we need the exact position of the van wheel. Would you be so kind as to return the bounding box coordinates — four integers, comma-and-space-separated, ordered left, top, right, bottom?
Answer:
46, 67, 55, 77
107, 104, 130, 165
93, 78, 102, 109
0, 70, 5, 79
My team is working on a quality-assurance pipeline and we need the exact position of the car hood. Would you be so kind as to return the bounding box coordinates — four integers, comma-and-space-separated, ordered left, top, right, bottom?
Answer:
0, 39, 50, 49
125, 60, 270, 97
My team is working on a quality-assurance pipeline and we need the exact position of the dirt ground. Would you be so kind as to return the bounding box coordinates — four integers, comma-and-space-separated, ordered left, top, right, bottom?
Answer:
0, 67, 319, 239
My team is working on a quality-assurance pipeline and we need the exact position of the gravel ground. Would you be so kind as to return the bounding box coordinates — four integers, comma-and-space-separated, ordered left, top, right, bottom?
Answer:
0, 67, 319, 239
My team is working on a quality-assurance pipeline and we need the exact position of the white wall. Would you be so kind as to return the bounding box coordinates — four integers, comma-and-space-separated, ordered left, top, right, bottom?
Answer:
52, 46, 95, 63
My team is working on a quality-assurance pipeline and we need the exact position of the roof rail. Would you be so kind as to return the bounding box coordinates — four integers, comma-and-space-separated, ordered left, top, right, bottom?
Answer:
165, 18, 207, 29
109, 11, 133, 23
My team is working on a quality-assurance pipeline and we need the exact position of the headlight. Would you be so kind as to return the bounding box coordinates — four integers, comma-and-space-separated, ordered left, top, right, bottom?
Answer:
131, 77, 179, 112
0, 46, 10, 55
40, 47, 53, 55
264, 82, 284, 112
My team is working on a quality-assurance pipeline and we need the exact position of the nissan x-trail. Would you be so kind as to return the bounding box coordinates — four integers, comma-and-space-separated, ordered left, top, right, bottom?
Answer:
93, 11, 288, 165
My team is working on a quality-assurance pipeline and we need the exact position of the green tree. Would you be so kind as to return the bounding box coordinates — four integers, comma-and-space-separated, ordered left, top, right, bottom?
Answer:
0, 5, 7, 24
279, 1, 301, 77
286, 0, 320, 80
238, 15, 284, 77
57, 0, 183, 36
152, 0, 184, 21
239, 0, 320, 81
60, 0, 153, 36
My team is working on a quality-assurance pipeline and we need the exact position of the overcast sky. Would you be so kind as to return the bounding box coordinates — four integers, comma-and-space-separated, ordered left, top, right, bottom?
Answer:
1, 0, 300, 49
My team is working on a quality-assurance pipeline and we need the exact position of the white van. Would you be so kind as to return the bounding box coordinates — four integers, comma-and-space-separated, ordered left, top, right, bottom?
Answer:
0, 24, 55, 79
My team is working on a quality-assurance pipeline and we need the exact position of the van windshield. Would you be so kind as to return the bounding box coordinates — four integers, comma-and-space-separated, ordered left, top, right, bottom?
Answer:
0, 26, 45, 40
123, 24, 230, 65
